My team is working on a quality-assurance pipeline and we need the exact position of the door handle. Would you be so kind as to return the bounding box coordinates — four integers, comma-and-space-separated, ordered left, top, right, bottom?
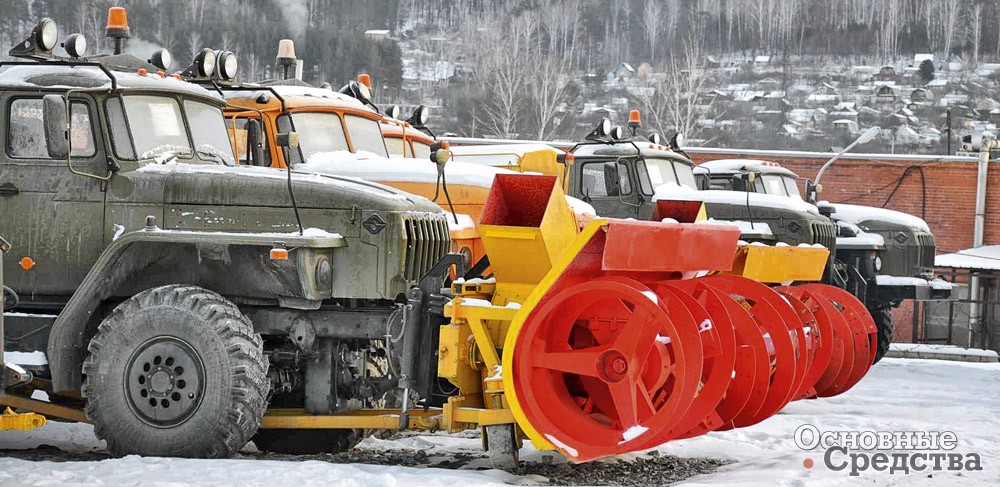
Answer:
0, 183, 18, 196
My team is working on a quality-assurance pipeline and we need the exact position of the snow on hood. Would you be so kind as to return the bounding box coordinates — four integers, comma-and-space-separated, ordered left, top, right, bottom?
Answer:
299, 151, 518, 189
831, 203, 930, 232
653, 183, 820, 214
137, 161, 407, 197
696, 218, 774, 236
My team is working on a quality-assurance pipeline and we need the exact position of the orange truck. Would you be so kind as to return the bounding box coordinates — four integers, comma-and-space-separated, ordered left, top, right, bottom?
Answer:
219, 81, 595, 270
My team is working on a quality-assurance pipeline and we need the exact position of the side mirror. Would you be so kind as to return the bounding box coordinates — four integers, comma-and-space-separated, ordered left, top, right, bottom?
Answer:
731, 174, 747, 191
246, 119, 264, 166
603, 163, 621, 196
817, 201, 836, 218
430, 140, 450, 166
42, 94, 69, 159
276, 131, 299, 150
695, 173, 710, 190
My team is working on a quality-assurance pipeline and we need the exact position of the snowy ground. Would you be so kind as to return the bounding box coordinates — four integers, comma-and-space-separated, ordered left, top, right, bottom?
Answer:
1, 357, 997, 486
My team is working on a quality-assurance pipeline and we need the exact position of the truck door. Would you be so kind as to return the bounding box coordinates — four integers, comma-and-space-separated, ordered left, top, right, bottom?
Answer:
0, 96, 106, 300
577, 161, 640, 218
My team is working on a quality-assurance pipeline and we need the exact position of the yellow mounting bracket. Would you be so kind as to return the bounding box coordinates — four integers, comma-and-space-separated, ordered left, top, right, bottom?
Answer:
0, 407, 46, 431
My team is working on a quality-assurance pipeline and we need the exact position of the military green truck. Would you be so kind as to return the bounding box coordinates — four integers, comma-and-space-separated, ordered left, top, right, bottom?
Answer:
527, 120, 951, 364
692, 159, 953, 362
0, 16, 452, 457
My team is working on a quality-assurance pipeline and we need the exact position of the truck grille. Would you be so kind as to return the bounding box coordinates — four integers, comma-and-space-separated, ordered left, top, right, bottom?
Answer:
810, 221, 838, 251
917, 232, 936, 276
402, 214, 451, 281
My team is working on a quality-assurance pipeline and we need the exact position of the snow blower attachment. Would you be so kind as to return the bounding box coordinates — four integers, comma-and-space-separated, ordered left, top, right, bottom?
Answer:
440, 174, 878, 465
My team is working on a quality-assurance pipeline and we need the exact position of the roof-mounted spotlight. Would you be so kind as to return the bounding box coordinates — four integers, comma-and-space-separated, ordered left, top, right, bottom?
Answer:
386, 105, 402, 120
584, 118, 612, 141
188, 47, 218, 78
9, 18, 58, 58
670, 132, 686, 150
148, 48, 171, 70
339, 80, 371, 103
62, 33, 87, 59
610, 126, 625, 140
407, 105, 429, 128
648, 133, 662, 145
214, 50, 238, 81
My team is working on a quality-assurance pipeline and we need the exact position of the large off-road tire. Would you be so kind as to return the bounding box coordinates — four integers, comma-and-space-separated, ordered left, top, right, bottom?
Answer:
252, 428, 364, 454
872, 307, 894, 365
82, 285, 269, 458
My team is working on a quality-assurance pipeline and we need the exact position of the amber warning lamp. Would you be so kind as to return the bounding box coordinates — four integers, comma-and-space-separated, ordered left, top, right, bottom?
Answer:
106, 7, 131, 55
357, 73, 372, 89
628, 109, 642, 136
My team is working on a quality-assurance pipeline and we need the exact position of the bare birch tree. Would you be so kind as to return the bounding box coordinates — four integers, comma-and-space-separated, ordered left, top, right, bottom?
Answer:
527, 55, 575, 140
641, 0, 665, 62
470, 16, 536, 138
634, 39, 713, 139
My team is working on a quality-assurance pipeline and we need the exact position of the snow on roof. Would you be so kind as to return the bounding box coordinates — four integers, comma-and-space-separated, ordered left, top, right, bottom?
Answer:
698, 159, 799, 178
831, 203, 930, 232
300, 150, 516, 189
449, 143, 562, 166
755, 55, 771, 63
914, 54, 934, 63
807, 93, 838, 103
936, 245, 1000, 270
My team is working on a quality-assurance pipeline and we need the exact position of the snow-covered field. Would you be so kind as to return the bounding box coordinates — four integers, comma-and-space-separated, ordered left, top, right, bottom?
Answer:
1, 357, 997, 486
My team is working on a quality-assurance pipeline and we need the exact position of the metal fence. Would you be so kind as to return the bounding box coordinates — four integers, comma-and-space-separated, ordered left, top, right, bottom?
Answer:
916, 268, 1000, 353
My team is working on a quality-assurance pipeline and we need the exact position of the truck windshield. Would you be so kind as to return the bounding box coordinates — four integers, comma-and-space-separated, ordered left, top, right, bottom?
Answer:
123, 95, 192, 161
385, 137, 406, 157
343, 115, 388, 157
783, 176, 803, 198
289, 112, 349, 162
184, 100, 236, 165
760, 174, 802, 198
121, 96, 235, 165
643, 158, 698, 190
412, 141, 432, 159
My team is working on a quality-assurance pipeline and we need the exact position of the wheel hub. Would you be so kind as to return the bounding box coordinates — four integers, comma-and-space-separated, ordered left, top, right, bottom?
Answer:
599, 350, 629, 383
125, 336, 206, 427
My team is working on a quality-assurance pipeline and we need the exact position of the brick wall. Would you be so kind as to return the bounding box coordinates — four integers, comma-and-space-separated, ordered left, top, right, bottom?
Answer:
689, 152, 993, 253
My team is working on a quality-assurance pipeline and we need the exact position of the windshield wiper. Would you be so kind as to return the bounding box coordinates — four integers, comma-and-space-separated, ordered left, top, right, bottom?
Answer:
139, 144, 193, 164
195, 144, 235, 166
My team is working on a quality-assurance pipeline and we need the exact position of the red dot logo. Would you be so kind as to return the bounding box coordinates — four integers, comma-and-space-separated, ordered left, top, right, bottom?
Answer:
803, 458, 814, 469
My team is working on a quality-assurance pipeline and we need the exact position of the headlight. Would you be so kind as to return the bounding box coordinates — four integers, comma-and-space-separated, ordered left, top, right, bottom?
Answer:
874, 255, 882, 272
459, 246, 473, 269
315, 256, 332, 290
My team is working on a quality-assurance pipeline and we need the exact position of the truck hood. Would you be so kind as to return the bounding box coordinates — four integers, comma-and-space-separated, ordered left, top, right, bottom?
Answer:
132, 163, 442, 213
653, 183, 821, 215
298, 150, 517, 190
830, 203, 931, 232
